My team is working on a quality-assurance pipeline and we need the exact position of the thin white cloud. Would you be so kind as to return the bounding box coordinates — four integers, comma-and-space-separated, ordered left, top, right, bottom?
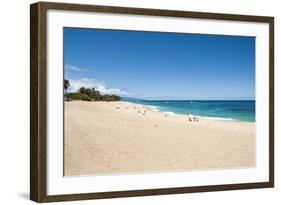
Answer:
65, 64, 88, 72
67, 78, 128, 96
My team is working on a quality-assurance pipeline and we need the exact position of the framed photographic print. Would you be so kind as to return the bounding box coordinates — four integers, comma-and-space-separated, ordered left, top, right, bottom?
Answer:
30, 1, 274, 202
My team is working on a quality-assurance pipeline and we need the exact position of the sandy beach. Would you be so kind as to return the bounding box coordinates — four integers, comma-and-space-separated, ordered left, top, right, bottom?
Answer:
64, 101, 255, 176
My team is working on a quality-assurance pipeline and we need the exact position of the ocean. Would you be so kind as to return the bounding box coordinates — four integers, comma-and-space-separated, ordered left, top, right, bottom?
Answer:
123, 100, 255, 122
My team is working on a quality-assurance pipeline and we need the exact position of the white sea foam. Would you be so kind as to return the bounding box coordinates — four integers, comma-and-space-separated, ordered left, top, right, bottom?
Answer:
143, 105, 159, 112
126, 100, 160, 112
188, 114, 235, 121
204, 116, 235, 121
163, 111, 176, 116
127, 100, 236, 121
163, 111, 234, 121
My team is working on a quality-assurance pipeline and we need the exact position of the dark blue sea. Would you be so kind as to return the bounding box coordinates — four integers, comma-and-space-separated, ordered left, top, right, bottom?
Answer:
123, 100, 255, 122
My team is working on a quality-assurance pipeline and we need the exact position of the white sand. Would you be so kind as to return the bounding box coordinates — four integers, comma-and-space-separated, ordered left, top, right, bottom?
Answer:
64, 101, 255, 176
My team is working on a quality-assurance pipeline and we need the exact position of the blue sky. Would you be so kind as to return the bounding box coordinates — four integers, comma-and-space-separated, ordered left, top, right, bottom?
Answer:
64, 27, 255, 100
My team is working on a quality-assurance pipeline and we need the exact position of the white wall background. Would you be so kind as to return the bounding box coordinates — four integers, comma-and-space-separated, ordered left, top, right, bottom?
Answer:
0, 0, 279, 204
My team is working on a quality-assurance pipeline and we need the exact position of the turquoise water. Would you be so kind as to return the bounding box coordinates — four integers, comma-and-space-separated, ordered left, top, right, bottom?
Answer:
124, 100, 255, 122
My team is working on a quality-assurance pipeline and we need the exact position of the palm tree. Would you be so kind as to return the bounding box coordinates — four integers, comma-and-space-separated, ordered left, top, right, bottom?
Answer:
85, 88, 92, 97
79, 87, 86, 94
95, 89, 101, 101
64, 79, 70, 95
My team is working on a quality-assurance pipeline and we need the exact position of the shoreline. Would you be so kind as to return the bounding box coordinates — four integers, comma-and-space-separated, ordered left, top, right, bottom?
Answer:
121, 100, 255, 124
64, 100, 255, 176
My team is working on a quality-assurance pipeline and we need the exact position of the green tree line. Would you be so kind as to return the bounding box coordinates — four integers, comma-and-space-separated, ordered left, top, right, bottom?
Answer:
64, 79, 121, 102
